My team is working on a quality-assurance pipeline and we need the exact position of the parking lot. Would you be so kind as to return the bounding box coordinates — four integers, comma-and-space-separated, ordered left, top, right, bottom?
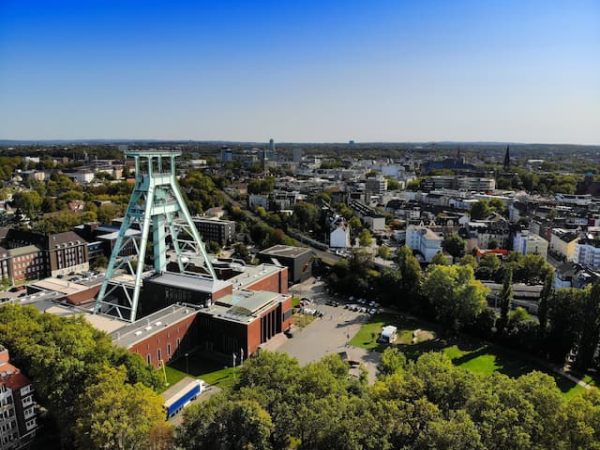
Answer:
277, 278, 380, 382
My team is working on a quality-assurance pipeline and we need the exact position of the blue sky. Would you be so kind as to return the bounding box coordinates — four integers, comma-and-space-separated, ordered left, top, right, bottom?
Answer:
0, 0, 599, 143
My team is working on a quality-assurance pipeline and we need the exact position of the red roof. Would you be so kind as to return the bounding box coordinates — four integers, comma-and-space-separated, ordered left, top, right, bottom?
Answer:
0, 362, 31, 391
475, 248, 509, 258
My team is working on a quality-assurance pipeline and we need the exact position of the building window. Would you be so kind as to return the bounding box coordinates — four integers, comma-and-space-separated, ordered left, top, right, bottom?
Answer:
147, 354, 151, 365
167, 343, 171, 356
157, 348, 161, 361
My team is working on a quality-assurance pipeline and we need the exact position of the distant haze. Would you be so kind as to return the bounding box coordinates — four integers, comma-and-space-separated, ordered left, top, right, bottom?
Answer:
1, 1, 599, 144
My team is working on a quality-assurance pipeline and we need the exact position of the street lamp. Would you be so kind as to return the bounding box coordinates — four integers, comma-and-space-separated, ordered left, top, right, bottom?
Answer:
185, 352, 189, 374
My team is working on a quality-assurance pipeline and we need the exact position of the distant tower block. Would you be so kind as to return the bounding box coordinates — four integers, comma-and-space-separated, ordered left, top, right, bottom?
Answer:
95, 149, 216, 322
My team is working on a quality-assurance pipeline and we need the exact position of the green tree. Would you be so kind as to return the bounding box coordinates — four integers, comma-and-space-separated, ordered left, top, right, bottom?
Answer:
545, 288, 586, 362
75, 365, 168, 450
91, 255, 108, 270
479, 253, 500, 272
97, 203, 120, 224
470, 200, 491, 220
422, 265, 489, 332
292, 202, 319, 231
397, 246, 422, 299
378, 347, 407, 376
497, 267, 513, 335
575, 280, 600, 371
12, 190, 42, 218
430, 251, 450, 266
442, 234, 466, 258
177, 397, 273, 450
417, 410, 483, 450
359, 229, 373, 247
377, 245, 393, 260
459, 254, 478, 269
538, 270, 554, 334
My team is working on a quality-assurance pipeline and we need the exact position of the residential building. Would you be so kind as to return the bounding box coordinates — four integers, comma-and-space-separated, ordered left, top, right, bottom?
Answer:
6, 246, 45, 284
575, 239, 600, 270
421, 176, 496, 192
549, 229, 580, 262
512, 231, 548, 259
0, 346, 38, 450
555, 193, 592, 206
365, 176, 387, 194
406, 225, 443, 262
329, 216, 351, 249
192, 217, 236, 246
0, 247, 10, 283
349, 200, 386, 232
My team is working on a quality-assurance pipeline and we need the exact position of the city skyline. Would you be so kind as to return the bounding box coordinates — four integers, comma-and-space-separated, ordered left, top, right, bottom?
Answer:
1, 0, 599, 144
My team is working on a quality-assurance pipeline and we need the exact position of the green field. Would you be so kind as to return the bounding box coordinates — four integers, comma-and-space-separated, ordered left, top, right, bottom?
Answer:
350, 313, 591, 398
159, 353, 238, 392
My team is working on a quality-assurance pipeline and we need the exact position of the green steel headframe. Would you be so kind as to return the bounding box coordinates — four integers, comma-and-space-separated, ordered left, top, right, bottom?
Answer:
94, 149, 216, 322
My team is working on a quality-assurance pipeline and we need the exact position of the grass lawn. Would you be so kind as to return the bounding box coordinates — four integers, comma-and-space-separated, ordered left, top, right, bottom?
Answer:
349, 313, 433, 350
350, 312, 592, 398
158, 353, 238, 392
291, 296, 301, 308
293, 312, 316, 328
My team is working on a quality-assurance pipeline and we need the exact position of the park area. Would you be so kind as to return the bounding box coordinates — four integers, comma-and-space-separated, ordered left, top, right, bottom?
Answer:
350, 312, 595, 399
159, 352, 238, 392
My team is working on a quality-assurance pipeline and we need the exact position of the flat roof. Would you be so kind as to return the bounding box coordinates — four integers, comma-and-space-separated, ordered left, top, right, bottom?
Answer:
29, 278, 90, 295
98, 229, 140, 240
201, 291, 287, 325
215, 291, 280, 315
147, 272, 232, 294
259, 245, 312, 258
8, 245, 40, 257
32, 302, 128, 334
111, 304, 199, 348
229, 263, 283, 289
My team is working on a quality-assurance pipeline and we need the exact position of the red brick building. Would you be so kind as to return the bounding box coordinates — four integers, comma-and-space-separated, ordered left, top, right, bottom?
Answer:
112, 290, 292, 368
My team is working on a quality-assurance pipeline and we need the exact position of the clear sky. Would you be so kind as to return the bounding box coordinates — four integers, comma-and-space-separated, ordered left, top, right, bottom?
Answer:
0, 0, 599, 144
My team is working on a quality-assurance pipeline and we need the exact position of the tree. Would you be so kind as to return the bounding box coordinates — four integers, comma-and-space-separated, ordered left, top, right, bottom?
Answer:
233, 243, 251, 263
359, 229, 373, 247
422, 265, 489, 332
470, 200, 492, 220
575, 280, 600, 371
378, 347, 407, 376
417, 410, 483, 450
0, 304, 162, 446
397, 246, 422, 299
377, 245, 393, 260
430, 251, 450, 266
177, 397, 273, 450
479, 253, 500, 272
545, 288, 586, 362
91, 255, 108, 270
442, 234, 466, 258
292, 202, 319, 231
459, 254, 478, 269
97, 203, 120, 224
75, 365, 168, 450
538, 270, 554, 334
497, 267, 513, 335
12, 190, 42, 219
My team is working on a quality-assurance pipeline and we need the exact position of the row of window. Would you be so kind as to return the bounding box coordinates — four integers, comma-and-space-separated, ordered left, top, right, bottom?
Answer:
146, 339, 180, 365
25, 418, 36, 430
